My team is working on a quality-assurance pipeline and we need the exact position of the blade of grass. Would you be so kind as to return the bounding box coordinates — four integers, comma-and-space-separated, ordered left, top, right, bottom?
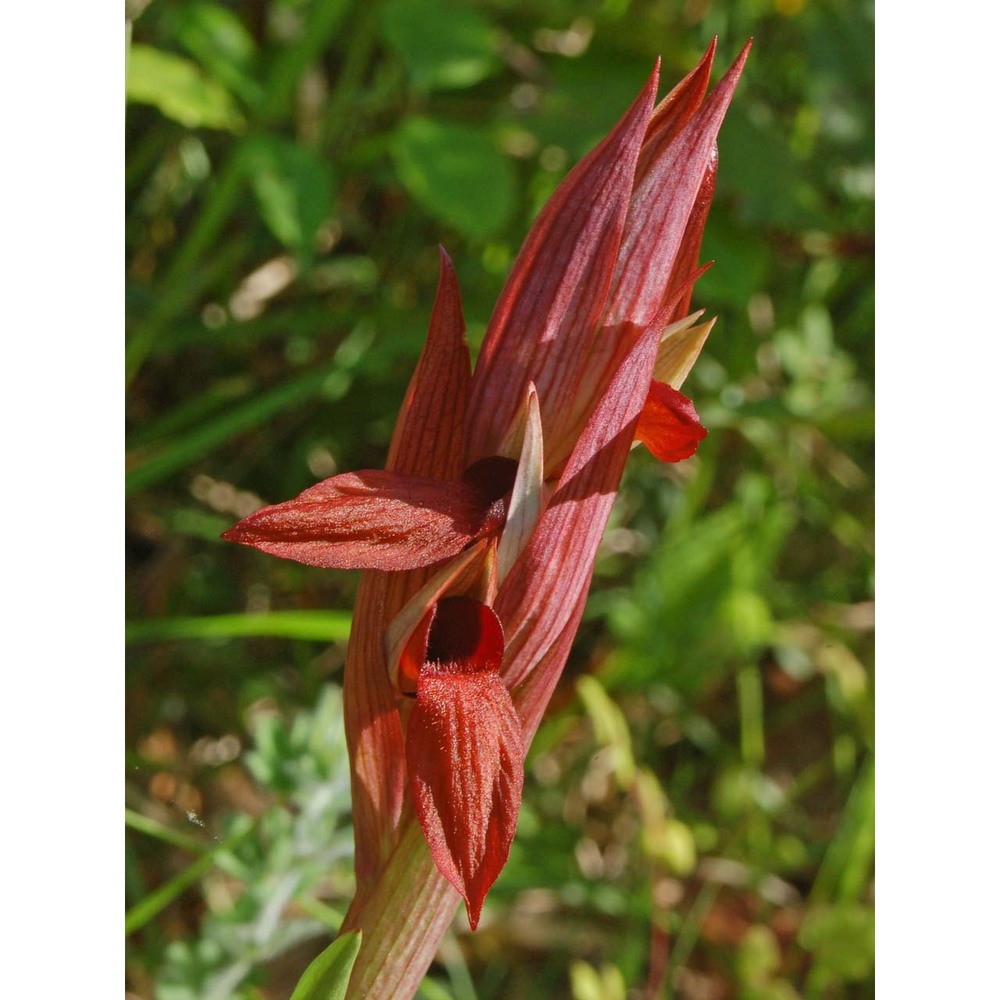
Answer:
262, 0, 354, 123
147, 303, 357, 356
125, 360, 340, 495
126, 149, 250, 385
127, 375, 254, 449
126, 610, 352, 644
296, 895, 347, 932
809, 753, 874, 904
126, 806, 210, 853
125, 822, 254, 936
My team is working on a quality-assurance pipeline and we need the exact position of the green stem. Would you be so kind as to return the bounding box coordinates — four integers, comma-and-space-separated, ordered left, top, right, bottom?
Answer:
339, 818, 460, 999
736, 662, 765, 767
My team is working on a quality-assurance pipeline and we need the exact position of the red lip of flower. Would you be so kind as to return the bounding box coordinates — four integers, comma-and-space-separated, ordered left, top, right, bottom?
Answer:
224, 38, 748, 982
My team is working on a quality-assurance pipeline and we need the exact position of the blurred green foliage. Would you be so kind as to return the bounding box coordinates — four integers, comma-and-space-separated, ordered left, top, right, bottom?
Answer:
126, 0, 874, 997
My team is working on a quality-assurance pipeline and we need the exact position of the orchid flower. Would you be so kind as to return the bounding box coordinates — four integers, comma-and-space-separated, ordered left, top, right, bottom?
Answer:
224, 39, 748, 997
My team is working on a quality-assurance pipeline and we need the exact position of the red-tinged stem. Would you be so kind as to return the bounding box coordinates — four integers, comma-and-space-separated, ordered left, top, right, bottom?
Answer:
344, 570, 407, 886
340, 816, 460, 998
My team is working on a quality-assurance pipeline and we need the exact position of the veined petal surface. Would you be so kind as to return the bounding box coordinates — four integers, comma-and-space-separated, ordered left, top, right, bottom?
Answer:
222, 470, 496, 571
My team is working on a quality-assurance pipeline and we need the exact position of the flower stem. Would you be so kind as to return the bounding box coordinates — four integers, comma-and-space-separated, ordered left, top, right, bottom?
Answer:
340, 817, 460, 999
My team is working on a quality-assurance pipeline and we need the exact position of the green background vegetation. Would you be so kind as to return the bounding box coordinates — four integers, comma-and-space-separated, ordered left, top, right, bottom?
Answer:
125, 0, 873, 997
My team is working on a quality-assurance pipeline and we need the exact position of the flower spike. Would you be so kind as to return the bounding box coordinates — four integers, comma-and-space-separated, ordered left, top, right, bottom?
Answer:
222, 41, 750, 993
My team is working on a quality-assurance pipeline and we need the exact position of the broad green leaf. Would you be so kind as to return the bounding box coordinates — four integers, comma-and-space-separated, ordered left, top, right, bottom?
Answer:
168, 1, 262, 108
289, 932, 362, 1000
126, 44, 244, 131
245, 135, 335, 257
379, 0, 499, 91
391, 118, 515, 238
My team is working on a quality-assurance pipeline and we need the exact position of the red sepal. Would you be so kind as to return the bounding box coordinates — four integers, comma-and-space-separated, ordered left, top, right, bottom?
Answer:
465, 66, 659, 467
634, 381, 707, 462
388, 247, 470, 481
222, 470, 497, 571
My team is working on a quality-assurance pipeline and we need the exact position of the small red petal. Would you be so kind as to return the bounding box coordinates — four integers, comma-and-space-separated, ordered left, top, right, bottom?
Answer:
634, 381, 707, 463
407, 666, 523, 931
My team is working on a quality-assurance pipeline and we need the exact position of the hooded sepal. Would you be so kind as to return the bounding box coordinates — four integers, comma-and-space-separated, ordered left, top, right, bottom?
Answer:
607, 42, 750, 330
404, 597, 523, 930
385, 542, 497, 695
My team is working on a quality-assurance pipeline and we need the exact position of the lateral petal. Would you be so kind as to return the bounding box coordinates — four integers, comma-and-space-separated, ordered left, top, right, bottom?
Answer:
634, 381, 707, 462
221, 470, 494, 571
406, 665, 523, 931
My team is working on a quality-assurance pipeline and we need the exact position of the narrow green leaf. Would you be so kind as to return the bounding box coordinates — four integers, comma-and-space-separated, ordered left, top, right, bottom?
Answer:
125, 361, 339, 495
125, 823, 254, 935
245, 135, 336, 257
810, 754, 874, 904
261, 0, 354, 122
289, 931, 363, 1000
576, 675, 635, 788
126, 44, 244, 130
125, 807, 208, 853
417, 979, 455, 1000
126, 611, 352, 644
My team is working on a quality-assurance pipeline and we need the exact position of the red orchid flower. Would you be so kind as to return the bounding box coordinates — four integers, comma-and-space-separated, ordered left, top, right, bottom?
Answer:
224, 39, 748, 996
